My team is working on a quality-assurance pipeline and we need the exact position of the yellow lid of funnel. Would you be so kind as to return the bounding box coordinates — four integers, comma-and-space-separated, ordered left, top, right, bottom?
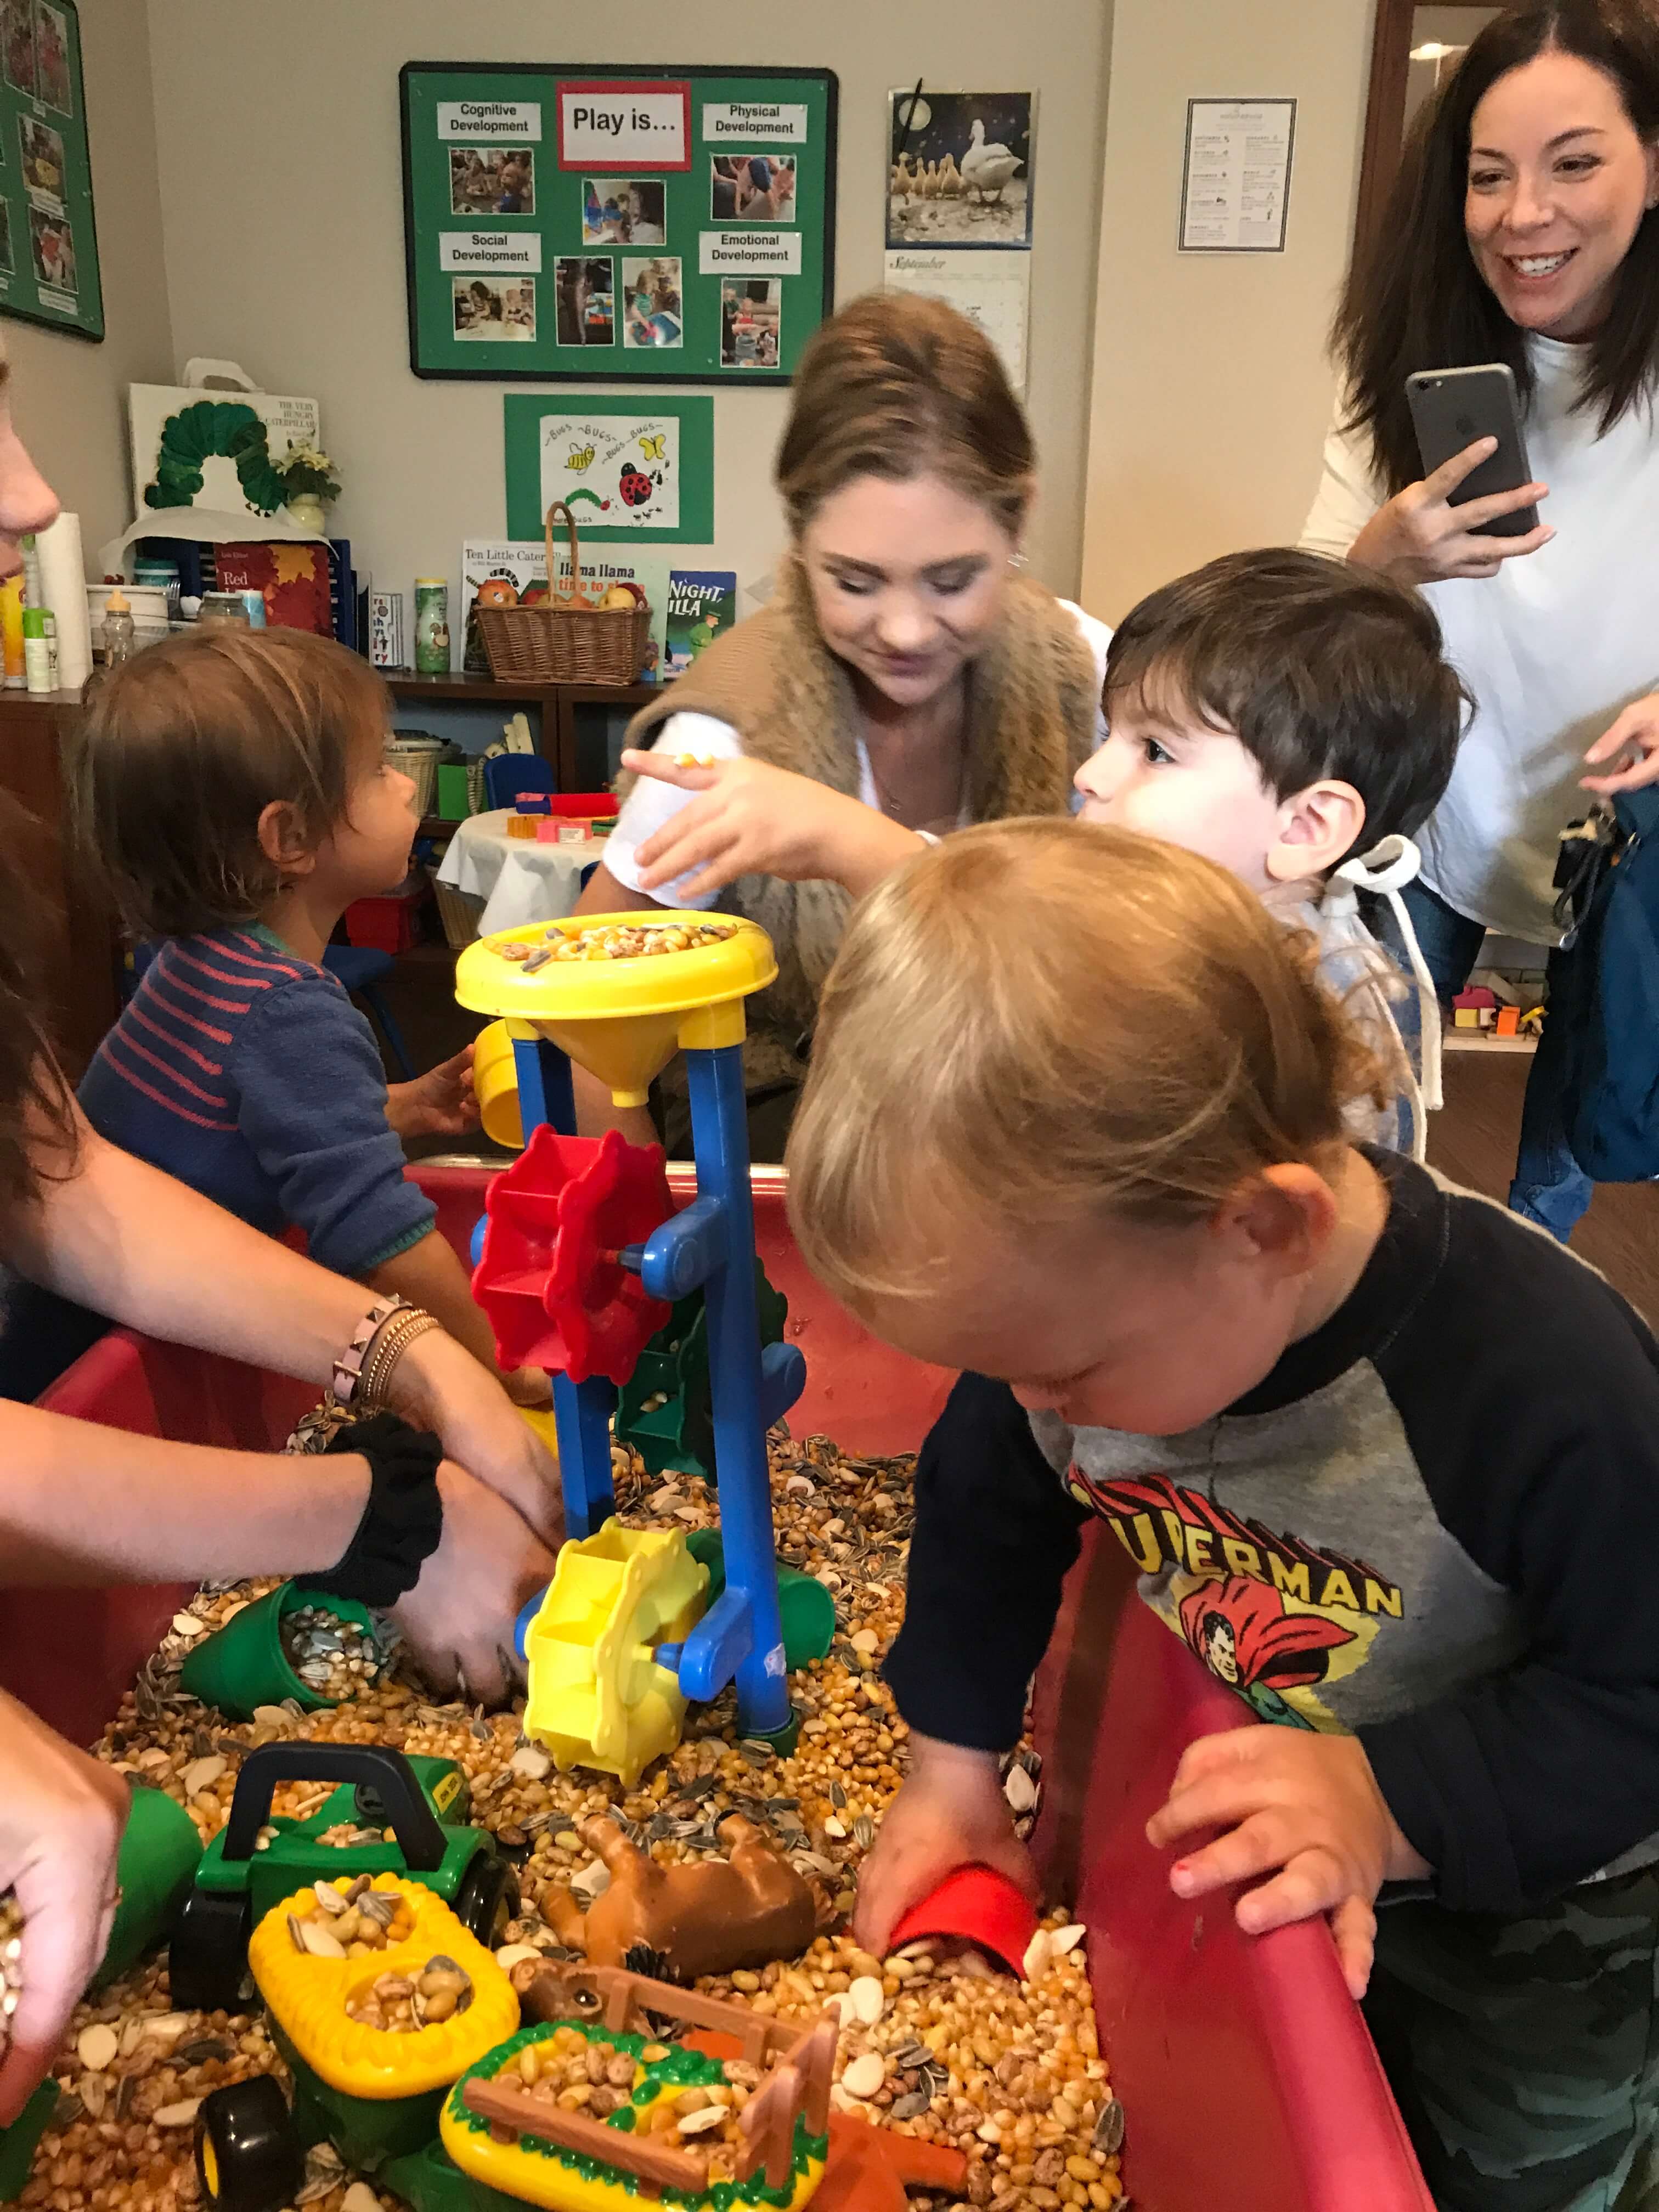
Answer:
455, 913, 777, 1107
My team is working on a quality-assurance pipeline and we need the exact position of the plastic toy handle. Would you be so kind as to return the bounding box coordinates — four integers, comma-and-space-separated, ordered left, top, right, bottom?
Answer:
219, 1743, 448, 1869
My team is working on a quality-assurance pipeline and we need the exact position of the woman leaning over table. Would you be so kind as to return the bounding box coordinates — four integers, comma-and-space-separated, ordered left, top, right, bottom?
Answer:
571, 290, 1111, 1158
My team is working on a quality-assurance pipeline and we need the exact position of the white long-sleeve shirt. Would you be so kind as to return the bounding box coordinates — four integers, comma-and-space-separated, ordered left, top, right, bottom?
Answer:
1302, 336, 1659, 944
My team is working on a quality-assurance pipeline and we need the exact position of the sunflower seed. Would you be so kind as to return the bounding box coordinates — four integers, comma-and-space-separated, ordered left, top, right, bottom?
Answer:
829, 1782, 847, 1809
1093, 2097, 1126, 2154
890, 2090, 932, 2119
853, 1815, 875, 1849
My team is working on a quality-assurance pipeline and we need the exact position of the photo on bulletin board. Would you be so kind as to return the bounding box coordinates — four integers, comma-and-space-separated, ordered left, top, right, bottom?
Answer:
582, 178, 665, 244
554, 255, 615, 346
504, 392, 714, 544
401, 61, 836, 382
887, 88, 1035, 250
449, 144, 535, 216
0, 0, 101, 338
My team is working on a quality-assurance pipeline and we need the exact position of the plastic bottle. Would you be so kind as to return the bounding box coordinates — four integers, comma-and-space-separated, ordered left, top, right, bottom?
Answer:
21, 606, 51, 693
42, 607, 58, 688
19, 532, 42, 609
101, 585, 136, 669
0, 572, 24, 686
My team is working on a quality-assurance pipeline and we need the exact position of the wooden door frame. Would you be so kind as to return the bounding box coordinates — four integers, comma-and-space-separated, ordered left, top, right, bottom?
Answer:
1354, 0, 1502, 262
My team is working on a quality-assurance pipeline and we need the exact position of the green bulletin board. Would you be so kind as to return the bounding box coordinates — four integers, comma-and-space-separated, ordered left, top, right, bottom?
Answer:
400, 62, 836, 384
0, 0, 101, 341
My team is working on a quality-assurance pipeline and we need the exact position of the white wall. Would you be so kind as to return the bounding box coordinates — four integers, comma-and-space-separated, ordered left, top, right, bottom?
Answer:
5, 0, 172, 556
144, 2, 1114, 622
1081, 0, 1375, 622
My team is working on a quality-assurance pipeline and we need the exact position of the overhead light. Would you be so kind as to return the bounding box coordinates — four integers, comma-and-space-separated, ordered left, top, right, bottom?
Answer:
1411, 41, 1452, 59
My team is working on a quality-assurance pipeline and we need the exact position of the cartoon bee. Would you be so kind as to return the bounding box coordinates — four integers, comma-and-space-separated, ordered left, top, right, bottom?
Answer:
637, 433, 667, 462
566, 443, 596, 473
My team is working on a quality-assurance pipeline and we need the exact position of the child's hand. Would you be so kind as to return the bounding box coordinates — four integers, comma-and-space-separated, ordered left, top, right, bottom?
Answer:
1145, 1726, 1429, 2000
853, 1733, 1037, 1959
387, 1047, 481, 1140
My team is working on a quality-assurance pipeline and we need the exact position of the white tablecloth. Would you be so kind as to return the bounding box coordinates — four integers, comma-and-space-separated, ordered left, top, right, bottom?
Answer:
435, 810, 600, 934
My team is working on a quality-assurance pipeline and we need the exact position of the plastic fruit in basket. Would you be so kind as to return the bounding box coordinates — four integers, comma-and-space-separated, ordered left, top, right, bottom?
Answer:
472, 1125, 673, 1384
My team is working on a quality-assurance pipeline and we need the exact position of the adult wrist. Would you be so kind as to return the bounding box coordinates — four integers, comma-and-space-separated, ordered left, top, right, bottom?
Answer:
308, 1414, 444, 1607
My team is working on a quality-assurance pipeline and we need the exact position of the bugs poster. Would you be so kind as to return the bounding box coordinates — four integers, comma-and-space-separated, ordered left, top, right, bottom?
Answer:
503, 392, 714, 545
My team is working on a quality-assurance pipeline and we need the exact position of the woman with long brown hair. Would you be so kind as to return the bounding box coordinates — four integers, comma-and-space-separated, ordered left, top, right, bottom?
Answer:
1304, 0, 1659, 1242
572, 291, 1110, 1155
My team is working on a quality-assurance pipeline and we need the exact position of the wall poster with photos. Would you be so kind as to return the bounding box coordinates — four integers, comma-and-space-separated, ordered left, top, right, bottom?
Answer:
0, 0, 100, 340
400, 61, 836, 384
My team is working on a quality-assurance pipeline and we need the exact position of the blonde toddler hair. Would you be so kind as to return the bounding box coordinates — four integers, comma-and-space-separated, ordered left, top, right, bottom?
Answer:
786, 819, 1386, 1308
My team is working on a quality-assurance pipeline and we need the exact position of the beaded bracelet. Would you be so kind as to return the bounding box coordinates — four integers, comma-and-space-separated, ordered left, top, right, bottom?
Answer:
332, 1294, 408, 1406
356, 1308, 442, 1413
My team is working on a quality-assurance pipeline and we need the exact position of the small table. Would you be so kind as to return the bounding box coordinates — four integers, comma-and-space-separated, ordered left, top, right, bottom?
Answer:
436, 810, 606, 934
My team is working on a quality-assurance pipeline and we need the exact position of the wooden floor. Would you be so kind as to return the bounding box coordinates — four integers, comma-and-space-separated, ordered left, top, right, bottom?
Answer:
375, 943, 1659, 1317
1431, 1050, 1659, 1318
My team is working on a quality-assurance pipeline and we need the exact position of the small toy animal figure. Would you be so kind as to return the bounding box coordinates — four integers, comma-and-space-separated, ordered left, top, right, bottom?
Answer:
544, 1813, 826, 1981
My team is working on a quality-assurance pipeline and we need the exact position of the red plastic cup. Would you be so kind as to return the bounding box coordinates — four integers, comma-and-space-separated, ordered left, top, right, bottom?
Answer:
887, 1864, 1039, 1977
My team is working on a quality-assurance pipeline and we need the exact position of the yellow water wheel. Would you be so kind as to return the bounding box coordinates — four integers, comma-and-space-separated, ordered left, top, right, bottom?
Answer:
522, 1522, 709, 1787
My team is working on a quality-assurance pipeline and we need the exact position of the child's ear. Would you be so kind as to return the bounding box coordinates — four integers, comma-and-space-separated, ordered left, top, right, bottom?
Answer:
1264, 780, 1366, 887
257, 799, 317, 881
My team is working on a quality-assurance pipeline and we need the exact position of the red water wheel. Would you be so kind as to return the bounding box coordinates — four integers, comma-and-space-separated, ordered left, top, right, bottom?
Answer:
472, 1126, 674, 1385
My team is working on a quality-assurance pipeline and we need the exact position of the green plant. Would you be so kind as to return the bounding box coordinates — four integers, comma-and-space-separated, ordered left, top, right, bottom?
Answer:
278, 442, 341, 505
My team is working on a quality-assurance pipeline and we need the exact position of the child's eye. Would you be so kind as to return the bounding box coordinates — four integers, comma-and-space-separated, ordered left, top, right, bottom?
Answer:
1142, 737, 1175, 766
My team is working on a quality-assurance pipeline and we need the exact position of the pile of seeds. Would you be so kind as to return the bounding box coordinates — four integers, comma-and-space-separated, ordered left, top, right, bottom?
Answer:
498, 2031, 751, 2183
2, 1892, 21, 2062
286, 1879, 413, 1960
493, 918, 735, 967
13, 1427, 1123, 2212
346, 1958, 472, 2034
279, 1605, 383, 1702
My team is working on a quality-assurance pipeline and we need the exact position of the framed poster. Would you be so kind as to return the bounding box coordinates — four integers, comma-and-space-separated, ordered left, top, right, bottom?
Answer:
0, 0, 101, 340
504, 392, 714, 544
401, 62, 837, 383
887, 89, 1034, 251
1178, 98, 1296, 252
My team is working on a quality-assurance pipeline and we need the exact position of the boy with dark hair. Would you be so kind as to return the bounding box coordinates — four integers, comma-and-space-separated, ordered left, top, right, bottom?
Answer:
1076, 547, 1469, 1153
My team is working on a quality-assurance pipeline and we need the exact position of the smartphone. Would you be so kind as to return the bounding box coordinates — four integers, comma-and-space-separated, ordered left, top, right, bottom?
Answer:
1406, 363, 1539, 538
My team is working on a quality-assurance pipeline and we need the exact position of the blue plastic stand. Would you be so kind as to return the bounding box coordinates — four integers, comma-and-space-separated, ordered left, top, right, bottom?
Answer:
492, 1028, 804, 1742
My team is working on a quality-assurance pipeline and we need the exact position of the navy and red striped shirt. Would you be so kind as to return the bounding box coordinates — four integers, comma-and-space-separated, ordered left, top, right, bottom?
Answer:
78, 924, 434, 1279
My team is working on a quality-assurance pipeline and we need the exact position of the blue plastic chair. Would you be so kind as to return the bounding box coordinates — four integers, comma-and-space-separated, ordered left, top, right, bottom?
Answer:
482, 753, 557, 811
321, 945, 415, 1082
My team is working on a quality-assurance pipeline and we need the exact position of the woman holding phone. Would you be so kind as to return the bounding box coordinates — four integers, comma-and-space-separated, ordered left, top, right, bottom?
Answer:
1301, 0, 1659, 1240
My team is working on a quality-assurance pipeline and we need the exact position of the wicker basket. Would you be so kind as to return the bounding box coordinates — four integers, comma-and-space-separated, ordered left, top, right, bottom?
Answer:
476, 501, 651, 684
386, 733, 447, 817
428, 870, 484, 951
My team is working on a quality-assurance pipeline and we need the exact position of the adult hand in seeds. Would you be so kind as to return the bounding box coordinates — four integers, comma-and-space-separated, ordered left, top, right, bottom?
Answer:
0, 1690, 130, 2124
390, 1462, 557, 1706
851, 1734, 1037, 1959
621, 751, 928, 900
385, 1327, 563, 1547
1145, 1726, 1430, 2000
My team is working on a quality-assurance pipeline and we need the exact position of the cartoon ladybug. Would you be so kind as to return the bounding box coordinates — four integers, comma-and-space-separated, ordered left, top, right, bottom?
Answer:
619, 469, 653, 508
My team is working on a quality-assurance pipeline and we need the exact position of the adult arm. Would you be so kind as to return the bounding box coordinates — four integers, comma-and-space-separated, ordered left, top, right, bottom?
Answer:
0, 1102, 560, 1542
1581, 691, 1659, 797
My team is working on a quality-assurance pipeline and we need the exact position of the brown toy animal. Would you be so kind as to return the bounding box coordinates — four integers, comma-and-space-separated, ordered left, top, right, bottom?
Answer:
544, 1812, 826, 1981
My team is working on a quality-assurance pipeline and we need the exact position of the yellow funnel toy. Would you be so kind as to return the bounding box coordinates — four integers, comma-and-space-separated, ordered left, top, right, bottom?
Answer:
455, 915, 777, 1108
522, 1522, 709, 1788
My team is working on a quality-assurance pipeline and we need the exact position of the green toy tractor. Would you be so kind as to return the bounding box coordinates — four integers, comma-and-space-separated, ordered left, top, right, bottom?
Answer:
170, 1745, 518, 2015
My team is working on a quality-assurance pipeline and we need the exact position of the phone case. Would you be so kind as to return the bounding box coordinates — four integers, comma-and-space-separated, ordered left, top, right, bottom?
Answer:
1406, 364, 1539, 539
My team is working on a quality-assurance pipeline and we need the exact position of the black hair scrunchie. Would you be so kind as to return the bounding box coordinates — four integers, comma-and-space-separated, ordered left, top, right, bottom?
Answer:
308, 1412, 444, 1608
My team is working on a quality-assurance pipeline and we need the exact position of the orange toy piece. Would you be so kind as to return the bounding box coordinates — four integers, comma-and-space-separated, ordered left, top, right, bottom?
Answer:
819, 2113, 970, 2209
541, 1812, 826, 1980
472, 1126, 673, 1383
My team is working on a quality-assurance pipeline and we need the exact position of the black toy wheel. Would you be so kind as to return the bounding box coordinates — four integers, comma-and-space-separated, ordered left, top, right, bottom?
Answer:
168, 1886, 253, 2015
196, 2078, 303, 2212
453, 1852, 518, 1948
